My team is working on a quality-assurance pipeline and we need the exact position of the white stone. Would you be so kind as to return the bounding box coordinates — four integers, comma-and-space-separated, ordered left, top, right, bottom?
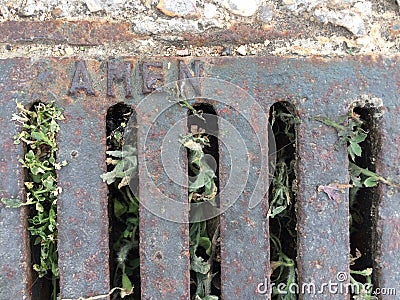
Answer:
282, 0, 323, 13
156, 0, 199, 18
204, 3, 218, 19
176, 49, 189, 56
84, 0, 103, 12
19, 0, 36, 17
65, 47, 74, 56
133, 16, 199, 35
0, 5, 10, 18
314, 8, 365, 36
222, 0, 259, 17
236, 45, 247, 55
353, 1, 372, 16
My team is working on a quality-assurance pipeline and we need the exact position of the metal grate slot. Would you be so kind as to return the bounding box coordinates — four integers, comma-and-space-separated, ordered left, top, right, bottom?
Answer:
349, 106, 381, 293
187, 103, 221, 298
268, 101, 298, 298
105, 103, 141, 299
26, 102, 60, 300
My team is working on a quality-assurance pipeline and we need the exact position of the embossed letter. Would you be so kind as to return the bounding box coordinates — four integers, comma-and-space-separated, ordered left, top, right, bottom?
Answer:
178, 60, 202, 96
107, 60, 133, 98
69, 60, 95, 96
142, 61, 164, 94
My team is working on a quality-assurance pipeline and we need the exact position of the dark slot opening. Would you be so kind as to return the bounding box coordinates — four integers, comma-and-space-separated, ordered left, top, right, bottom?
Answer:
187, 104, 221, 299
30, 224, 58, 300
25, 102, 60, 300
268, 101, 298, 299
106, 103, 140, 300
349, 107, 381, 289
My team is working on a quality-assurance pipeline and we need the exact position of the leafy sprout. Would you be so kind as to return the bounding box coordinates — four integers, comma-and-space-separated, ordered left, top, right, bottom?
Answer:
315, 110, 398, 300
1, 100, 66, 300
181, 121, 219, 300
181, 132, 218, 204
315, 112, 400, 189
101, 112, 138, 299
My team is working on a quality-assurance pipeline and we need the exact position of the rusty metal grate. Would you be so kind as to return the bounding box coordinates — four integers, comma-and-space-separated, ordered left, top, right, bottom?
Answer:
0, 57, 399, 299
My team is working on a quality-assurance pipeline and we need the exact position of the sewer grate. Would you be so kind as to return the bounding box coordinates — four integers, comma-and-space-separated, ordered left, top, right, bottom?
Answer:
0, 57, 399, 299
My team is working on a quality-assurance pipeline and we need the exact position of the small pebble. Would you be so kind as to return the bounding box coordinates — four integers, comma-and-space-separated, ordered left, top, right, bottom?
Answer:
204, 3, 218, 19
156, 0, 199, 18
236, 45, 247, 56
65, 47, 74, 56
257, 5, 274, 23
19, 0, 36, 17
176, 49, 190, 56
51, 7, 64, 18
85, 0, 103, 13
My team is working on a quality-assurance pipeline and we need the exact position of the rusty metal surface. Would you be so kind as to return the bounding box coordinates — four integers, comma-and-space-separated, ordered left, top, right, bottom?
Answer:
0, 20, 307, 47
296, 113, 350, 300
0, 56, 399, 299
0, 21, 138, 45
56, 100, 110, 297
137, 103, 190, 299
216, 103, 270, 299
376, 95, 400, 300
0, 59, 32, 300
182, 23, 296, 47
0, 20, 287, 47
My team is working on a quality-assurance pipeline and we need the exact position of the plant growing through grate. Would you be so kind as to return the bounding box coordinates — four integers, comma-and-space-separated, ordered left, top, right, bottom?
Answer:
268, 102, 299, 299
1, 101, 66, 300
101, 103, 139, 299
316, 106, 399, 299
100, 101, 221, 299
183, 104, 221, 300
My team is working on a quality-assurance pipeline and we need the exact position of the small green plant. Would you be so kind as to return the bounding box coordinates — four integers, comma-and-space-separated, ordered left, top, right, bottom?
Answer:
270, 234, 296, 300
101, 146, 138, 298
101, 113, 138, 299
268, 160, 292, 218
315, 112, 399, 190
181, 131, 218, 205
315, 110, 396, 300
349, 250, 378, 300
1, 101, 66, 300
172, 82, 221, 299
181, 130, 220, 300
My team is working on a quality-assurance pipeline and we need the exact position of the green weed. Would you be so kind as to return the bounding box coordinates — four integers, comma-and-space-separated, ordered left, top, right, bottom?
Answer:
315, 112, 398, 190
101, 108, 138, 299
181, 129, 220, 300
1, 101, 66, 300
349, 250, 378, 300
315, 110, 395, 300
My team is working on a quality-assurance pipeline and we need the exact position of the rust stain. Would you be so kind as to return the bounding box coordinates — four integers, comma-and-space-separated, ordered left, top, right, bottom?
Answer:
387, 218, 400, 251
183, 23, 294, 46
0, 20, 138, 45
